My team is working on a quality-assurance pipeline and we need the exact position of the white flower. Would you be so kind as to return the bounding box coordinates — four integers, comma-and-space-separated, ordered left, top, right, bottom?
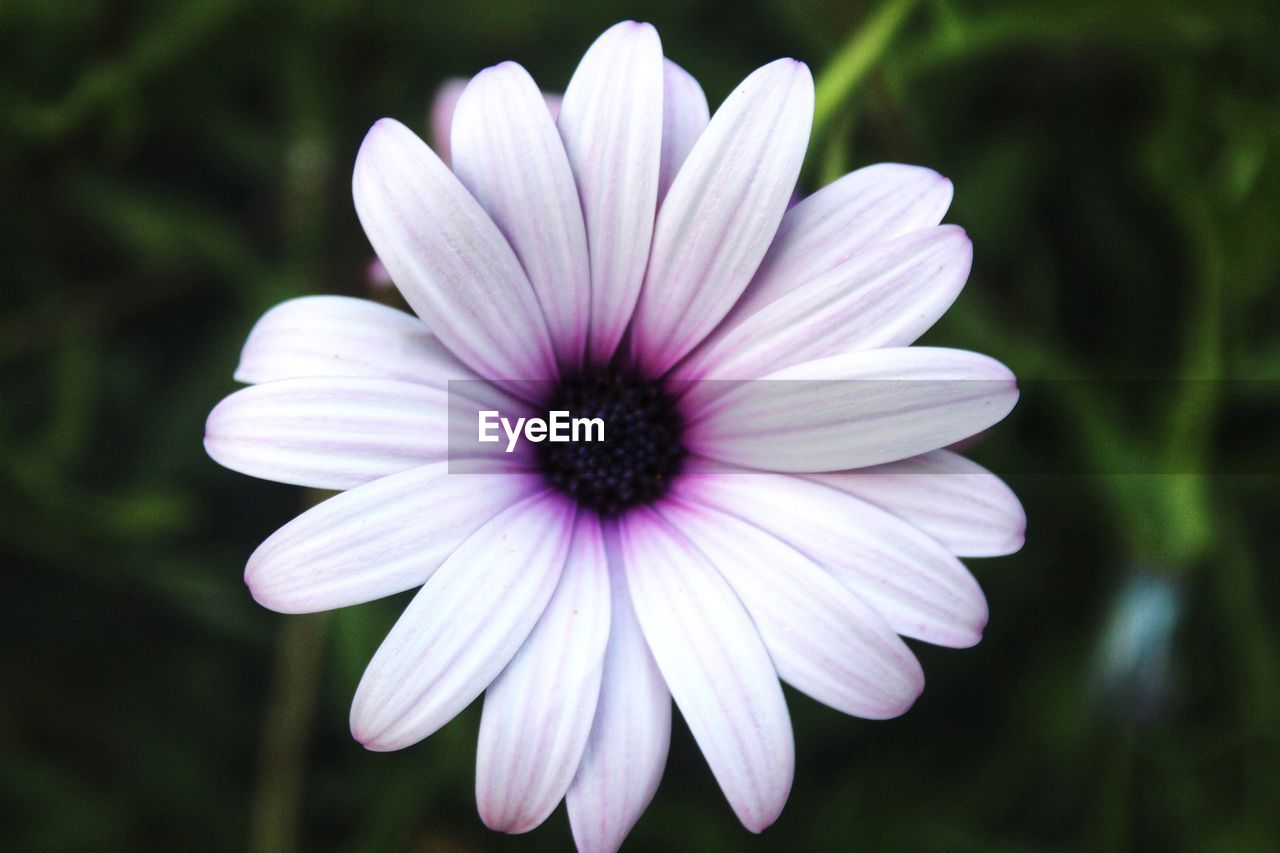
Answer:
206, 20, 1024, 852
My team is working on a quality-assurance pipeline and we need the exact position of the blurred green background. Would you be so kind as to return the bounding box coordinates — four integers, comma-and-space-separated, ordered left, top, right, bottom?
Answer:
3, 0, 1279, 849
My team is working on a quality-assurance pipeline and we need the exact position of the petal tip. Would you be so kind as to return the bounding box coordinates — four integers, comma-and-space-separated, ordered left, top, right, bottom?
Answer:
895, 661, 928, 716
202, 404, 230, 463
242, 541, 317, 615
242, 561, 296, 615
350, 717, 398, 752
728, 766, 792, 833
863, 655, 927, 720
935, 222, 970, 244
1004, 515, 1028, 555
605, 19, 658, 43
357, 117, 418, 164
963, 612, 989, 648
761, 56, 811, 80
365, 116, 400, 140
478, 808, 540, 836
739, 802, 786, 834
479, 60, 526, 82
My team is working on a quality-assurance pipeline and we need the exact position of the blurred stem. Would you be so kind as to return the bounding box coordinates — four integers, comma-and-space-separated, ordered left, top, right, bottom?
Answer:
247, 613, 329, 853
811, 0, 919, 149
818, 111, 855, 188
1153, 171, 1226, 567
245, 35, 337, 852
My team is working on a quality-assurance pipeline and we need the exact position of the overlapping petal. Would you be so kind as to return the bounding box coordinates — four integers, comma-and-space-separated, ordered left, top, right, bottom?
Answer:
429, 78, 468, 165
452, 62, 591, 371
244, 462, 542, 613
476, 513, 611, 833
205, 377, 451, 490
233, 295, 475, 387
686, 347, 1018, 472
620, 507, 794, 832
630, 59, 814, 375
680, 226, 971, 380
566, 524, 671, 853
808, 450, 1026, 557
675, 471, 988, 647
659, 498, 924, 718
353, 118, 557, 384
431, 78, 561, 166
557, 21, 664, 366
657, 59, 709, 205
350, 493, 576, 752
729, 162, 954, 322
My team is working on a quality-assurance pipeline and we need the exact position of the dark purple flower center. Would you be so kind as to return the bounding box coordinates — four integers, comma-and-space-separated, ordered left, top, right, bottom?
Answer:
536, 372, 685, 515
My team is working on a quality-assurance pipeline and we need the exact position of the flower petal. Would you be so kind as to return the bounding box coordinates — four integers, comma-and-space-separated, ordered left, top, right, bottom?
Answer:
657, 59, 709, 205
452, 62, 591, 372
234, 295, 475, 387
350, 492, 576, 752
429, 78, 468, 165
436, 82, 558, 163
630, 59, 813, 376
620, 507, 793, 832
557, 21, 664, 367
566, 524, 671, 853
658, 498, 924, 719
543, 93, 563, 122
676, 471, 987, 647
680, 226, 971, 380
353, 118, 557, 383
205, 377, 450, 490
807, 450, 1026, 557
244, 462, 541, 614
730, 162, 954, 321
686, 347, 1019, 472
476, 513, 611, 833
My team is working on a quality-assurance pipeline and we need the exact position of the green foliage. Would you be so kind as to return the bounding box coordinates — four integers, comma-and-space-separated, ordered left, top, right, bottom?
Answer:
2, 0, 1278, 849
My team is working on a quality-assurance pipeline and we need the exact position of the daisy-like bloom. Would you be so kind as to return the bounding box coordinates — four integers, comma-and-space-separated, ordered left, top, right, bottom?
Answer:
206, 20, 1024, 852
